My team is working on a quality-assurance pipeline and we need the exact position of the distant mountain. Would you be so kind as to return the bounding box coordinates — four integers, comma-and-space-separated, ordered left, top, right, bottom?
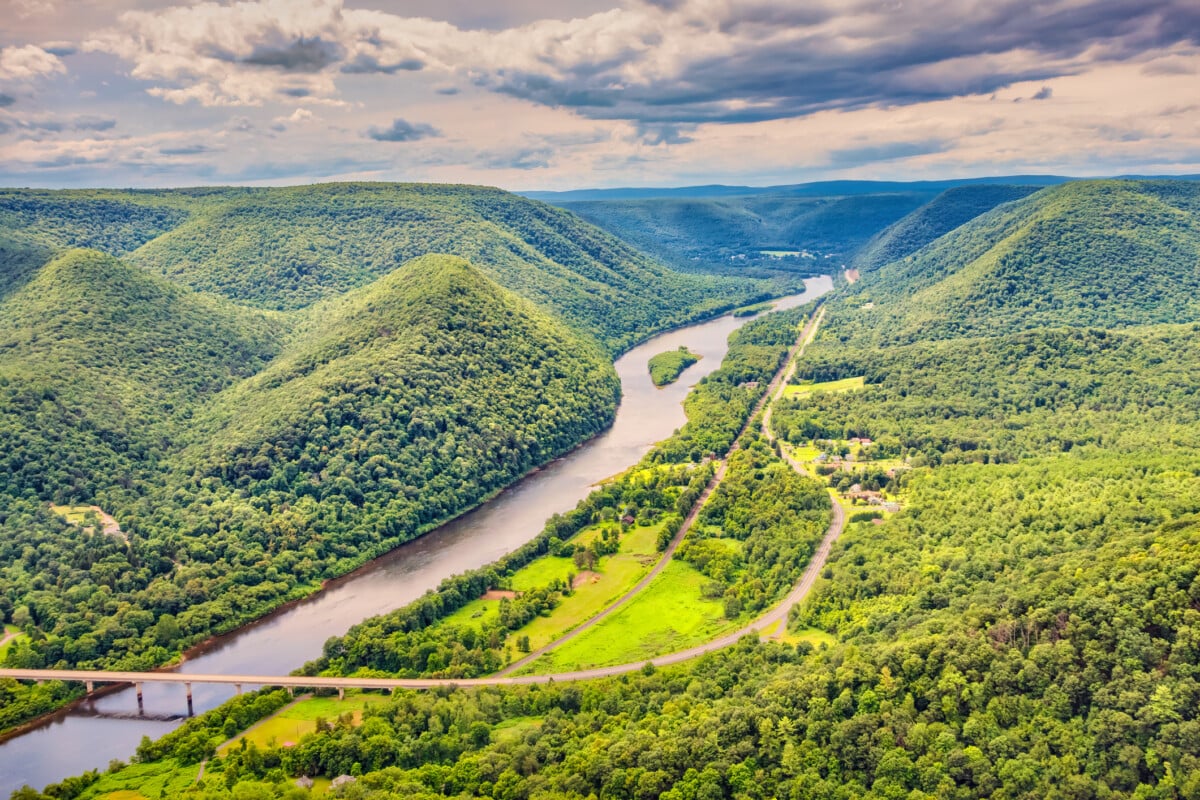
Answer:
559, 193, 935, 278
522, 175, 1074, 203
851, 185, 1044, 274
0, 183, 780, 354
831, 180, 1200, 345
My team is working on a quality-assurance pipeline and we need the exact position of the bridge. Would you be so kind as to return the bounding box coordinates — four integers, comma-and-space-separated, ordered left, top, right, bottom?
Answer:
0, 303, 847, 720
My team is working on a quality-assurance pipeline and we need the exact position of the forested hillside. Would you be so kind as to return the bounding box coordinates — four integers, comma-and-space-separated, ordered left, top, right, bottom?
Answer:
831, 180, 1200, 345
850, 184, 1042, 274
0, 248, 620, 730
0, 248, 286, 503
0, 184, 780, 354
120, 183, 766, 352
43, 177, 1200, 800
560, 193, 931, 278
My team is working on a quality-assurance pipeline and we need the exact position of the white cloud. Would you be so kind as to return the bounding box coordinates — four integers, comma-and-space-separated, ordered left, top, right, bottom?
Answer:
0, 45, 66, 82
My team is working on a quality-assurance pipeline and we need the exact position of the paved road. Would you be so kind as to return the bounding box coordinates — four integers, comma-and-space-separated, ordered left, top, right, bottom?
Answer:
0, 302, 847, 694
500, 303, 829, 674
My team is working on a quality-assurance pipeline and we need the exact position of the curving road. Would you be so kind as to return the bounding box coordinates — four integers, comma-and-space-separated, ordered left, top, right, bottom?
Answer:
499, 302, 831, 674
0, 303, 846, 694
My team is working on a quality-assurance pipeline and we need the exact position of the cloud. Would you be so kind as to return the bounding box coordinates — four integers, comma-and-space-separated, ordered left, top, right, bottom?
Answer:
636, 123, 695, 145
366, 117, 440, 142
1032, 86, 1054, 100
159, 144, 211, 155
340, 54, 423, 74
826, 139, 950, 168
241, 37, 343, 72
485, 146, 553, 170
79, 0, 1200, 122
0, 93, 14, 108
41, 42, 76, 57
0, 45, 66, 81
4, 114, 118, 133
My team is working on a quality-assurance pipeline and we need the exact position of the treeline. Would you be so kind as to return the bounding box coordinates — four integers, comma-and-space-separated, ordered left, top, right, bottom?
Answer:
681, 438, 829, 619
307, 462, 713, 679
771, 324, 1200, 465
0, 255, 619, 731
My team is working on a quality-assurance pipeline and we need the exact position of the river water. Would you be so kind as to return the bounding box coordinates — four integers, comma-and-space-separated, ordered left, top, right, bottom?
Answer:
0, 276, 831, 796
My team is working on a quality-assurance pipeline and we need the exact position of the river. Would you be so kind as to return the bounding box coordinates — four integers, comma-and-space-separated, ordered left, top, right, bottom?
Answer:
0, 276, 832, 796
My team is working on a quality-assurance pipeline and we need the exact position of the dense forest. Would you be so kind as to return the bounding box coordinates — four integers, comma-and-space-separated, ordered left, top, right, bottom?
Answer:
0, 185, 780, 354
11, 177, 1200, 800
849, 185, 1041, 274
0, 180, 798, 732
560, 193, 933, 278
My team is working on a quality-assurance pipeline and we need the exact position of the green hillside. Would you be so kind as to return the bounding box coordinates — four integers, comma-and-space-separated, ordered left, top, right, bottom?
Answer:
851, 184, 1042, 273
70, 177, 1200, 800
112, 183, 765, 352
831, 180, 1200, 345
0, 189, 195, 255
0, 248, 284, 502
154, 253, 620, 553
0, 249, 624, 726
561, 192, 931, 277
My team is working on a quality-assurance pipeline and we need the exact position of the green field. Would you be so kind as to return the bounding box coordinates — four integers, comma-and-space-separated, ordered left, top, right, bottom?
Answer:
220, 693, 383, 753
783, 375, 865, 398
434, 523, 665, 654
78, 759, 200, 800
1, 625, 27, 660
648, 346, 702, 387
524, 558, 734, 673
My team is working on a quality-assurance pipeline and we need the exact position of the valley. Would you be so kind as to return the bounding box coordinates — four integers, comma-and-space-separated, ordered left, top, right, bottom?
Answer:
5, 177, 1200, 800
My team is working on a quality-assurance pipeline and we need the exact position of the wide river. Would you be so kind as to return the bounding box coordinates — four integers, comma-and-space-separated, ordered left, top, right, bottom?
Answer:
0, 276, 832, 796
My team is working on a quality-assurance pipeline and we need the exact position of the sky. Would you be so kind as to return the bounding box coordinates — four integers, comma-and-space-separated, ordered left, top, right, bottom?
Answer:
1, 0, 1198, 190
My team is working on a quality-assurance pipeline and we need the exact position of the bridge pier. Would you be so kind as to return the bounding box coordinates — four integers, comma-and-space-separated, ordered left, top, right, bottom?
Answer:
85, 680, 94, 694
338, 687, 344, 701
287, 686, 294, 697
185, 682, 193, 716
135, 682, 143, 712
235, 683, 242, 696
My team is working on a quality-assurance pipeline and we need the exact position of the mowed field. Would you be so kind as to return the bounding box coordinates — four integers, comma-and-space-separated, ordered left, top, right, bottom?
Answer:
522, 557, 733, 673
436, 522, 665, 654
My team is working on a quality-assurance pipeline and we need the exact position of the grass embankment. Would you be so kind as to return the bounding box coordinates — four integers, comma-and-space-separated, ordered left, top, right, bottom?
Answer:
782, 375, 865, 398
647, 346, 701, 386
219, 694, 383, 754
523, 557, 732, 672
435, 522, 664, 654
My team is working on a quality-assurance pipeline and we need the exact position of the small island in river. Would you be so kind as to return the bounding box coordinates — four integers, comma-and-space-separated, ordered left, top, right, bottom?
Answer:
648, 346, 702, 386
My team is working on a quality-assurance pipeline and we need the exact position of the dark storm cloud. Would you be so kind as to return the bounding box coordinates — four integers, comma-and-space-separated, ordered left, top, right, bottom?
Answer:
240, 37, 343, 72
481, 0, 1200, 124
1032, 86, 1054, 100
365, 118, 440, 142
0, 94, 15, 108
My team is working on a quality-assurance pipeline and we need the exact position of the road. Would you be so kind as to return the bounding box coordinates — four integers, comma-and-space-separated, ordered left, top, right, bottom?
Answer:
0, 301, 846, 694
500, 302, 830, 674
